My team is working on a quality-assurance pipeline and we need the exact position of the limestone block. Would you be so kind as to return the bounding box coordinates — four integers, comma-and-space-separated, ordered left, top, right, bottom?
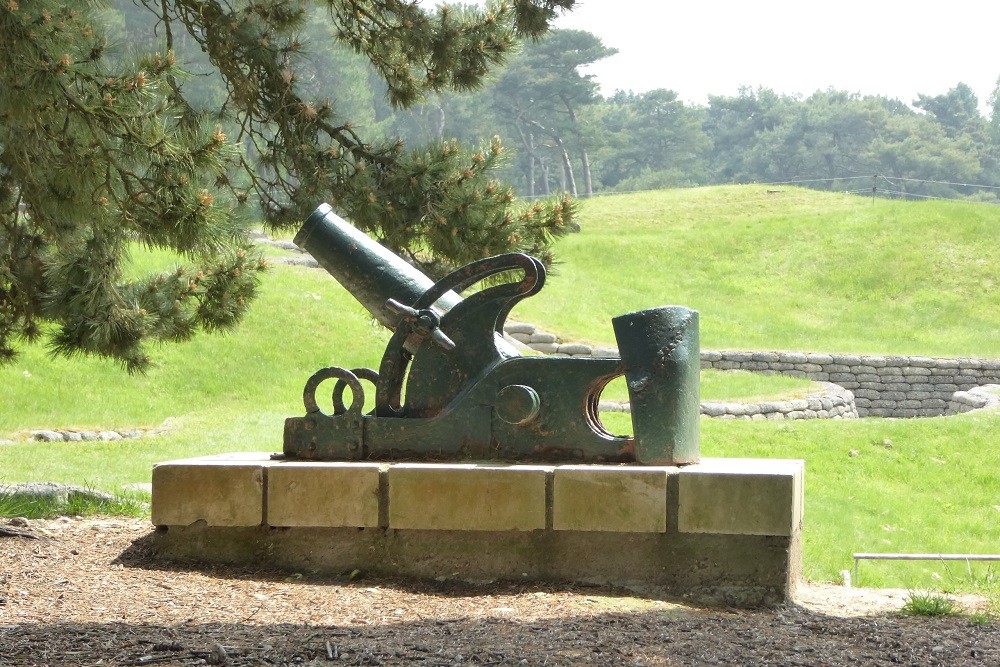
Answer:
388, 463, 550, 531
151, 453, 268, 526
552, 465, 671, 533
677, 458, 804, 537
268, 462, 382, 528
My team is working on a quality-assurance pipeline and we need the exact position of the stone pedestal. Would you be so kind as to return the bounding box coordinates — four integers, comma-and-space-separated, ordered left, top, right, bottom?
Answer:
151, 454, 803, 607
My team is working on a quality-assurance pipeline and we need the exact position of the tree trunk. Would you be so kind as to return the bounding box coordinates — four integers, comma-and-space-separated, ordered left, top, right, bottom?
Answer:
556, 139, 577, 196
527, 133, 536, 198
581, 149, 593, 196
433, 105, 445, 142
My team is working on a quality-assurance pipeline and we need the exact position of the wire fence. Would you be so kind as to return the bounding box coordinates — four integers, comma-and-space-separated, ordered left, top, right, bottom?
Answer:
520, 173, 1000, 208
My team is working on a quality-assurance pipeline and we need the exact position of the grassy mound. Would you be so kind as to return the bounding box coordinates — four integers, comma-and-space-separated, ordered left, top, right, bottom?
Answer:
512, 186, 1000, 358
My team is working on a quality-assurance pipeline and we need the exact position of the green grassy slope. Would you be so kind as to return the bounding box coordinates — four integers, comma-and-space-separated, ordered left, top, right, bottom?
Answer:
511, 186, 1000, 358
2, 263, 389, 434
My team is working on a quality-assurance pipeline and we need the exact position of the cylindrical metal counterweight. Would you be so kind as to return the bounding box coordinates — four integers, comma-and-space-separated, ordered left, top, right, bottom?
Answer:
612, 306, 700, 465
294, 204, 461, 329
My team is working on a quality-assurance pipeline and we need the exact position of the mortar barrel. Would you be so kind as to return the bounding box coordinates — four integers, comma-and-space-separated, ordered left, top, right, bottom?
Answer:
612, 306, 701, 465
295, 203, 462, 329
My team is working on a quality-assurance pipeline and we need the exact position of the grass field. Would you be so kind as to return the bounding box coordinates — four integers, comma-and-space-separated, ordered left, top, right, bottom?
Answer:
2, 185, 998, 598
512, 187, 1000, 358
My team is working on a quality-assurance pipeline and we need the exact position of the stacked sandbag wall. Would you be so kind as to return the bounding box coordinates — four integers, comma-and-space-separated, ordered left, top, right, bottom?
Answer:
503, 323, 1000, 419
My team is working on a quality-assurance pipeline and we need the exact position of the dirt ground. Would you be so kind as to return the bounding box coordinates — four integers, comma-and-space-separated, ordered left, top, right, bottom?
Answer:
1, 518, 997, 666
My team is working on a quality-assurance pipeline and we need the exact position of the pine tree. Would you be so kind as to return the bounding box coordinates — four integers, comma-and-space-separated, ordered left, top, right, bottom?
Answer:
0, 0, 576, 371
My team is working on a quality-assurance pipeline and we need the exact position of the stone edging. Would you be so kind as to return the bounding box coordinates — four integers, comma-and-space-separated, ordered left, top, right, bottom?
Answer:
0, 420, 176, 446
28, 428, 154, 443
253, 234, 321, 267
696, 382, 858, 421
598, 382, 858, 421
0, 482, 115, 504
948, 384, 1000, 414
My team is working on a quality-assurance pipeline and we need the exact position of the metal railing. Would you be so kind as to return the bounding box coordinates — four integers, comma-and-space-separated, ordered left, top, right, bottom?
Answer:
853, 553, 1000, 584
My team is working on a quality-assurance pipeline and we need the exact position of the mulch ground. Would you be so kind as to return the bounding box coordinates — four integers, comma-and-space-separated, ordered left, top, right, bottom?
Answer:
1, 518, 997, 666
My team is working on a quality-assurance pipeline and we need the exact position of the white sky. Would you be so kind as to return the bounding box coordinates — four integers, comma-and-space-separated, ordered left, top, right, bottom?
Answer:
554, 0, 1000, 112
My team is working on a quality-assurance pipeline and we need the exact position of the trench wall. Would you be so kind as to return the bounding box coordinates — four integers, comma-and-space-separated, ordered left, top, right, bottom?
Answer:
503, 323, 1000, 419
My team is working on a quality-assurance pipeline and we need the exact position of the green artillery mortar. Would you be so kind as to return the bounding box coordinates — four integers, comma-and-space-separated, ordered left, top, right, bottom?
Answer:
283, 203, 700, 465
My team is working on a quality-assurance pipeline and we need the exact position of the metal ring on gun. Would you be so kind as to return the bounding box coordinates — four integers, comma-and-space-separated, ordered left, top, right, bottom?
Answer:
303, 367, 364, 416
333, 368, 379, 415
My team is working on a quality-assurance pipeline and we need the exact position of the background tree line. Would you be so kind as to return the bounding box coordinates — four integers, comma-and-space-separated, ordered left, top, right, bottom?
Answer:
76, 3, 1000, 204
379, 29, 1000, 202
